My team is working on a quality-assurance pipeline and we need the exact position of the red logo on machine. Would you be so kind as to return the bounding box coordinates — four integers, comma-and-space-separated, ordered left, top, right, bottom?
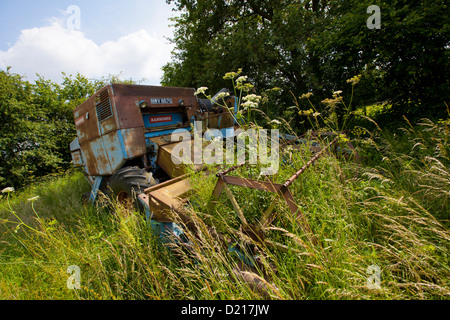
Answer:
149, 115, 173, 123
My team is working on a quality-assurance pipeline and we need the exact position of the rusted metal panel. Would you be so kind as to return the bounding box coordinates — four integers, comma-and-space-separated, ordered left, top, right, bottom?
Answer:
98, 114, 117, 136
70, 139, 83, 167
100, 131, 126, 174
73, 83, 202, 177
74, 85, 118, 175
157, 143, 184, 178
71, 150, 83, 167
74, 98, 100, 145
74, 85, 115, 144
143, 174, 193, 222
148, 133, 204, 179
218, 113, 235, 129
196, 112, 235, 131
78, 128, 146, 176
110, 84, 198, 130
80, 136, 112, 176
157, 140, 203, 178
120, 128, 147, 159
96, 88, 117, 135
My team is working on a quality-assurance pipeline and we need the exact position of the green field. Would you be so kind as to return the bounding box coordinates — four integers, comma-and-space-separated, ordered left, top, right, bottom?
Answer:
1, 116, 449, 300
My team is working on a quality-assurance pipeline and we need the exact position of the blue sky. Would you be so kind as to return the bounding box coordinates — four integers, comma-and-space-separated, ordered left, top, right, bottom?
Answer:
0, 0, 179, 84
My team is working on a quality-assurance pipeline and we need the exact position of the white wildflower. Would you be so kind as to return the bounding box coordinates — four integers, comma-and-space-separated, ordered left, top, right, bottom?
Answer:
1, 187, 14, 194
194, 87, 208, 96
216, 92, 230, 100
242, 94, 261, 103
241, 101, 258, 110
27, 196, 40, 202
236, 76, 248, 84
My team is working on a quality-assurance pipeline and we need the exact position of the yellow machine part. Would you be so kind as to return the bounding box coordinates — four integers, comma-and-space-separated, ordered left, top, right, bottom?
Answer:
139, 174, 193, 223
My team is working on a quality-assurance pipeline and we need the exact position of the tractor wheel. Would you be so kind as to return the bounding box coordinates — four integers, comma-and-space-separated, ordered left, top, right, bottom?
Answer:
108, 166, 158, 210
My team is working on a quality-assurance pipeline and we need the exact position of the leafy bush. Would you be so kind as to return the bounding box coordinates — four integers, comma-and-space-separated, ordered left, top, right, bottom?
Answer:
0, 68, 135, 190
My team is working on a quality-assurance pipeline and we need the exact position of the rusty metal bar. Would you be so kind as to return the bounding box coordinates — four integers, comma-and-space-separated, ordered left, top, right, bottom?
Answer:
222, 176, 282, 193
216, 162, 247, 177
212, 176, 225, 198
209, 136, 342, 248
283, 136, 339, 188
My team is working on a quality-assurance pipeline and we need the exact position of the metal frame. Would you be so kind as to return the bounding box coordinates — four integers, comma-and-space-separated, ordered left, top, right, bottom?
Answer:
210, 136, 340, 248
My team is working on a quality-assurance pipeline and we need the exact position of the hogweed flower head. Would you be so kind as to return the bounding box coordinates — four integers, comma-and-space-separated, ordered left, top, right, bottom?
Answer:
236, 76, 248, 84
242, 94, 261, 103
300, 92, 313, 100
216, 92, 230, 100
347, 74, 362, 85
194, 87, 208, 96
241, 101, 259, 110
1, 187, 14, 194
223, 68, 243, 80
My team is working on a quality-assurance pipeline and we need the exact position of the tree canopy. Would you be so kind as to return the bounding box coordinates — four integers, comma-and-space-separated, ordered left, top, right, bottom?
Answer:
0, 69, 134, 190
162, 0, 449, 120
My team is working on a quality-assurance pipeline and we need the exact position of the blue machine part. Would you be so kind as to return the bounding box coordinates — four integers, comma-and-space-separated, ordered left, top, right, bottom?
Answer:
89, 176, 104, 203
138, 196, 189, 247
137, 178, 259, 268
144, 126, 193, 169
149, 221, 188, 246
228, 244, 257, 268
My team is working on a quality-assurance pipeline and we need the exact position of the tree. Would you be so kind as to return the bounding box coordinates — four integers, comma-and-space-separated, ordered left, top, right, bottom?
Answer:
313, 0, 450, 117
162, 0, 449, 122
0, 69, 132, 190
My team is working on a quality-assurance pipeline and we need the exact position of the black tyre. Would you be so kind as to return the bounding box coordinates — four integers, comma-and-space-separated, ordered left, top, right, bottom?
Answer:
108, 166, 158, 209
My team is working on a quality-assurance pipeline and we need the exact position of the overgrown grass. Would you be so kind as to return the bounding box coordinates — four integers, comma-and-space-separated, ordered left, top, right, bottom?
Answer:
1, 116, 449, 300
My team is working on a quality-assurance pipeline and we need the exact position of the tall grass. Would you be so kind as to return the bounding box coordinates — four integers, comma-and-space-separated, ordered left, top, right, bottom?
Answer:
1, 116, 449, 300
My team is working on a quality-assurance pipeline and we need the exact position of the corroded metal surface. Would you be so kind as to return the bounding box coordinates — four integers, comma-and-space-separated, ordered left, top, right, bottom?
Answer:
73, 84, 200, 176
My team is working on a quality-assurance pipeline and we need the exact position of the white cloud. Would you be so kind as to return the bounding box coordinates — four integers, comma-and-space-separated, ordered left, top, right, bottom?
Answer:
0, 20, 173, 84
